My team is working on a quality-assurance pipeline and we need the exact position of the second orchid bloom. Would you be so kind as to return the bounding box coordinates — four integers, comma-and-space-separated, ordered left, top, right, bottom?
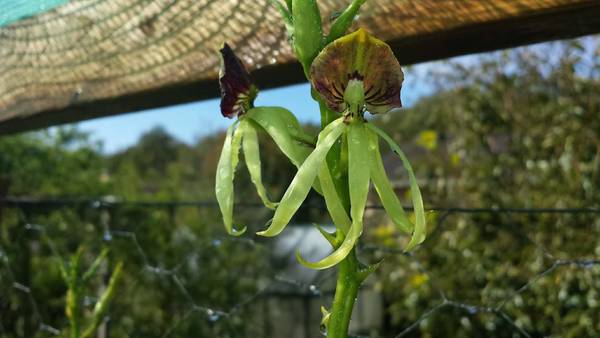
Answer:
216, 29, 426, 269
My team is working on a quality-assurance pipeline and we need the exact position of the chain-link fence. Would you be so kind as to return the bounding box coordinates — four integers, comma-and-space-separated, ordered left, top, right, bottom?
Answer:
1, 198, 599, 338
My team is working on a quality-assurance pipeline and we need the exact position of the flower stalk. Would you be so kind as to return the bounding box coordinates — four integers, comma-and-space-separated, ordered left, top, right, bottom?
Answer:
327, 249, 361, 338
215, 1, 426, 337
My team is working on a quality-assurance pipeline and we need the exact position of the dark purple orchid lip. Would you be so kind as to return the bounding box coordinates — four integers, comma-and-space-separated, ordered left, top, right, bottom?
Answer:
309, 29, 403, 116
219, 43, 258, 118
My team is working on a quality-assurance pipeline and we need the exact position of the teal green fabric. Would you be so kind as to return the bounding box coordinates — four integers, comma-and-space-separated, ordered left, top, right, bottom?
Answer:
0, 0, 69, 27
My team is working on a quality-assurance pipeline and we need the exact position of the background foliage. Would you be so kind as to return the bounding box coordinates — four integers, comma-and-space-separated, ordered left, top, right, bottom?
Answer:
1, 37, 599, 337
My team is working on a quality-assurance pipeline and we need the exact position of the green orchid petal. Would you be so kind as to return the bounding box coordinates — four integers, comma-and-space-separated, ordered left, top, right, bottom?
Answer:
318, 160, 351, 234
231, 121, 244, 169
297, 120, 368, 269
367, 124, 426, 250
215, 123, 247, 236
241, 120, 278, 210
310, 29, 404, 115
312, 116, 352, 235
296, 215, 361, 269
245, 107, 312, 168
368, 130, 412, 233
258, 118, 345, 237
245, 107, 323, 195
348, 121, 371, 226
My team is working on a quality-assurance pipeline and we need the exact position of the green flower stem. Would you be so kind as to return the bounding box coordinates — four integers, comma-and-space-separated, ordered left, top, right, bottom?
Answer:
328, 248, 361, 338
313, 89, 338, 129
302, 15, 366, 334
315, 100, 362, 338
312, 89, 349, 214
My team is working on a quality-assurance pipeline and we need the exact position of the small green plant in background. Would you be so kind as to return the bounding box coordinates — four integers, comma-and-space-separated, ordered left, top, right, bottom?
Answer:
58, 247, 123, 338
215, 0, 426, 337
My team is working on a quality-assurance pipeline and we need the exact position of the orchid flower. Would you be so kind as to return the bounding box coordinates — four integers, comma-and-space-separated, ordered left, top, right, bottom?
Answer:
256, 29, 426, 269
215, 43, 315, 236
216, 30, 425, 267
216, 2, 427, 336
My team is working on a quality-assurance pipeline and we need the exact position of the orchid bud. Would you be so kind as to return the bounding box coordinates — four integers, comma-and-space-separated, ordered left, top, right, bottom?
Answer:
218, 43, 258, 118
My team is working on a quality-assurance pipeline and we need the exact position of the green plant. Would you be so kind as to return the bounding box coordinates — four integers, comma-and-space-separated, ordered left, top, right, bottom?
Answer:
58, 247, 122, 338
215, 1, 426, 337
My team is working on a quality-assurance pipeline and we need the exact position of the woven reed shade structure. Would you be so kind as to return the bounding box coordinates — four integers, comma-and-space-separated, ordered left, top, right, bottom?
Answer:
1, 0, 599, 135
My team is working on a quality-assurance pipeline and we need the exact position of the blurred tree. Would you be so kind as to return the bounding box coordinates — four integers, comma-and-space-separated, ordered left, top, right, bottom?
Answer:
370, 37, 600, 337
0, 126, 273, 338
0, 127, 107, 197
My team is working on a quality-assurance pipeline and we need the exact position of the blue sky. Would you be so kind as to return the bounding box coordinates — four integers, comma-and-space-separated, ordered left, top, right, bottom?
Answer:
75, 62, 438, 153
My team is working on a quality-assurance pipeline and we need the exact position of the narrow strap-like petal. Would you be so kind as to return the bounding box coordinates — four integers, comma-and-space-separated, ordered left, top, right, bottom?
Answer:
318, 160, 351, 234
258, 118, 345, 237
245, 107, 312, 168
367, 123, 426, 250
242, 120, 278, 210
245, 106, 322, 194
348, 121, 371, 227
368, 129, 412, 233
296, 214, 361, 269
215, 122, 246, 236
296, 121, 368, 269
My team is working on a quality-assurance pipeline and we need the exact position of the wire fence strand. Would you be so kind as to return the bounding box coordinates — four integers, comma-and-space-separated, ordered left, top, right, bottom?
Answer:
1, 197, 599, 338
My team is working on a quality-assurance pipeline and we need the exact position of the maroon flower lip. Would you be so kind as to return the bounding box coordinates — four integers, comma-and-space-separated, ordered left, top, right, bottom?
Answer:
219, 43, 258, 118
310, 29, 404, 116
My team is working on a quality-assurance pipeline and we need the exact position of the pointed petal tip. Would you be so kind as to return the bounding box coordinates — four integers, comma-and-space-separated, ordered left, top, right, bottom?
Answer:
296, 250, 330, 270
233, 225, 248, 235
228, 225, 247, 237
256, 228, 280, 237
